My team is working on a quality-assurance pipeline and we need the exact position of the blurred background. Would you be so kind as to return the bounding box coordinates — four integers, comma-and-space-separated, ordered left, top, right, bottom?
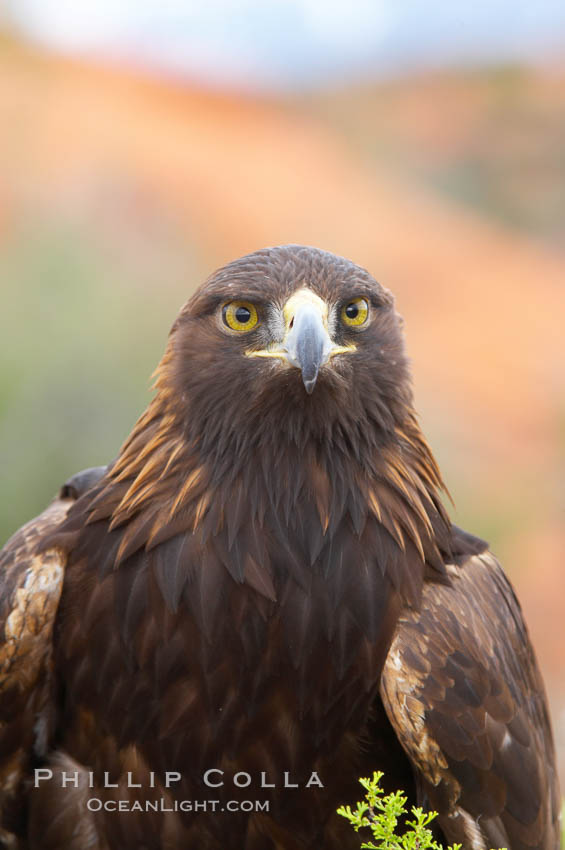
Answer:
1, 1, 564, 788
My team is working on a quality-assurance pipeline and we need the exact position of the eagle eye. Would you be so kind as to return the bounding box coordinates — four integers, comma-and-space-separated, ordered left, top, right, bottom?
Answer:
341, 297, 369, 327
222, 301, 259, 332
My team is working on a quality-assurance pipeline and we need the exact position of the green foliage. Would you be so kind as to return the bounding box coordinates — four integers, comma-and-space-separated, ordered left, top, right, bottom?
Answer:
0, 218, 205, 546
338, 772, 506, 850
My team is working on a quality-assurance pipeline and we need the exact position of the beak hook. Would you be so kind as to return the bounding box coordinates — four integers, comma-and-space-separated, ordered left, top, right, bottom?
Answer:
284, 302, 333, 394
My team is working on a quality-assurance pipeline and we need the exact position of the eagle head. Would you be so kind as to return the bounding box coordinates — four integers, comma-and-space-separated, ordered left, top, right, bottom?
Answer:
160, 244, 412, 455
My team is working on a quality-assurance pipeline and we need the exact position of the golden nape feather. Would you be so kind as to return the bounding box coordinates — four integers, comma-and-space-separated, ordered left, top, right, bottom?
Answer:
0, 246, 560, 850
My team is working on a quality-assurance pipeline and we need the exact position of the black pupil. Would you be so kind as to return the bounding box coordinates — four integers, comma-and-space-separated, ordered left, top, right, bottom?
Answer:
235, 306, 251, 324
345, 302, 359, 320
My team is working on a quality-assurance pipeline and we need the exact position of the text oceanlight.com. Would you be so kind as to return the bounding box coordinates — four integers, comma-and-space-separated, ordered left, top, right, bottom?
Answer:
86, 799, 270, 813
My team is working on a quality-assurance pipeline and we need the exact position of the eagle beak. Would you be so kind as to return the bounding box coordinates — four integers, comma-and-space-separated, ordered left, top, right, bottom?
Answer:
283, 299, 333, 394
246, 288, 355, 393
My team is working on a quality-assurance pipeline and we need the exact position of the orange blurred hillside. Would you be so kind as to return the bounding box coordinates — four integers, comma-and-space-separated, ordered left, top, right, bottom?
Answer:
1, 40, 564, 782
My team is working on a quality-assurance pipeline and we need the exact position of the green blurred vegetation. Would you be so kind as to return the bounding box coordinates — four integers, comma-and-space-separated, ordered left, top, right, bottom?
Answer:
0, 217, 204, 544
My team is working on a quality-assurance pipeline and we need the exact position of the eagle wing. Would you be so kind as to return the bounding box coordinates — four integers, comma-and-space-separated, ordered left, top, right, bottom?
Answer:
380, 550, 561, 850
0, 467, 106, 844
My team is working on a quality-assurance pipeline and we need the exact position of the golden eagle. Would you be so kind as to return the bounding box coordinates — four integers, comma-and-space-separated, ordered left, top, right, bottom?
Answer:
0, 246, 560, 849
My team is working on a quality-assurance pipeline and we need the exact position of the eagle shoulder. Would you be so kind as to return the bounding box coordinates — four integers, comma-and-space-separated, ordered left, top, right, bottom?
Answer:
0, 467, 106, 843
380, 549, 561, 850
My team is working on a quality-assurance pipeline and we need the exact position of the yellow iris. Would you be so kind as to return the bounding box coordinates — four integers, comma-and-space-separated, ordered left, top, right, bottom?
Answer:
341, 297, 369, 327
222, 301, 259, 332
